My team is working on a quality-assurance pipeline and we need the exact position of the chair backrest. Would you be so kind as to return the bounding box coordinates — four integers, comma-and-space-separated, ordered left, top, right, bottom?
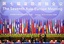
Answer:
22, 42, 31, 44
5, 42, 11, 44
15, 42, 21, 44
43, 42, 50, 44
60, 40, 64, 44
55, 42, 60, 44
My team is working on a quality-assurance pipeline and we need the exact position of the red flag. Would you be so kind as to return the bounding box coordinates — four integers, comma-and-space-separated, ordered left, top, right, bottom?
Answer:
57, 20, 61, 34
31, 20, 36, 34
0, 20, 3, 34
60, 20, 64, 34
48, 20, 53, 34
19, 19, 22, 34
24, 20, 28, 34
41, 27, 44, 34
60, 26, 64, 34
3, 23, 5, 34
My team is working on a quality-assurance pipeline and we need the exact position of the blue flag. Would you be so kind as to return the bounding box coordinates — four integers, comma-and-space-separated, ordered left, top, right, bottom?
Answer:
28, 20, 31, 33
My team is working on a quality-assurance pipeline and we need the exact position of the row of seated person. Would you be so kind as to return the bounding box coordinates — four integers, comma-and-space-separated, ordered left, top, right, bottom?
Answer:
0, 40, 64, 44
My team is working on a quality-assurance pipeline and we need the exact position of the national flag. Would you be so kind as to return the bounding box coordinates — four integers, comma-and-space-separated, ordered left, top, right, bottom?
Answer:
46, 20, 49, 34
19, 19, 22, 34
7, 19, 9, 33
38, 21, 42, 34
15, 19, 20, 34
24, 20, 28, 34
4, 19, 9, 34
48, 20, 53, 34
43, 20, 47, 34
31, 20, 36, 34
35, 20, 38, 34
60, 20, 63, 34
12, 20, 15, 34
27, 20, 31, 33
41, 26, 44, 34
54, 20, 58, 34
8, 19, 12, 34
60, 20, 64, 34
62, 20, 64, 33
30, 20, 32, 33
63, 20, 64, 26
52, 20, 55, 34
0, 20, 3, 34
57, 20, 61, 34
54, 20, 60, 34
3, 19, 7, 34
41, 21, 44, 34
33, 20, 36, 34
36, 24, 39, 34
22, 19, 24, 34
3, 21, 5, 34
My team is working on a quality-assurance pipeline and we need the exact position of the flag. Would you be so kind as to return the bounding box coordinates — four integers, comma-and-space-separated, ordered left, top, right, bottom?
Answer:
54, 20, 60, 34
9, 19, 12, 34
62, 20, 64, 34
27, 20, 31, 33
3, 19, 7, 34
63, 20, 64, 26
6, 19, 9, 34
48, 20, 53, 34
52, 20, 55, 34
60, 20, 64, 34
38, 21, 42, 34
43, 20, 47, 34
3, 21, 5, 34
15, 19, 20, 34
12, 20, 15, 34
46, 20, 49, 34
41, 21, 44, 34
19, 19, 22, 34
24, 20, 28, 34
35, 20, 38, 34
4, 19, 9, 34
22, 19, 24, 34
57, 20, 61, 34
0, 20, 3, 34
60, 20, 63, 34
41, 26, 44, 34
31, 20, 36, 34
33, 20, 36, 34
36, 24, 39, 34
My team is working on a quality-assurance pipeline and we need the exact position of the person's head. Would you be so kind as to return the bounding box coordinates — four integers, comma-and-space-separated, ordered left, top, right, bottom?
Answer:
36, 38, 38, 41
28, 40, 31, 43
0, 40, 1, 42
62, 40, 64, 42
7, 40, 10, 42
17, 40, 20, 42
55, 40, 57, 42
0, 40, 2, 43
50, 40, 54, 42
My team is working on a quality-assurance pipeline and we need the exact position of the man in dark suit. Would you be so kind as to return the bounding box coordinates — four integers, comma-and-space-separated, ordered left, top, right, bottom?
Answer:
39, 34, 43, 44
43, 34, 47, 42
31, 36, 34, 44
21, 36, 25, 42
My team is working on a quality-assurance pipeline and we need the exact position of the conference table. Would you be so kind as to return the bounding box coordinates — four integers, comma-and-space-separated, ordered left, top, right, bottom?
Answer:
3, 42, 60, 44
